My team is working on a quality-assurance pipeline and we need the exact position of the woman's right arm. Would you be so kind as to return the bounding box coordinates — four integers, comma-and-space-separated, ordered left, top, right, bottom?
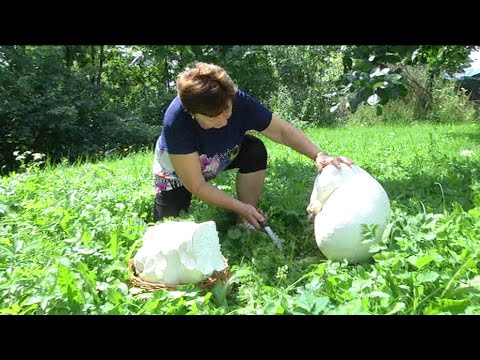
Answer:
170, 153, 265, 228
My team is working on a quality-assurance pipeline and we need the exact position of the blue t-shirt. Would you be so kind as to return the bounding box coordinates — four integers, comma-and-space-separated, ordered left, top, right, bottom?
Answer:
153, 89, 272, 192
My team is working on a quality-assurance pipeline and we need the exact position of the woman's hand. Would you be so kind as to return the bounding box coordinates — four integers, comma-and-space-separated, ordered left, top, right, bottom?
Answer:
237, 203, 266, 230
316, 152, 354, 172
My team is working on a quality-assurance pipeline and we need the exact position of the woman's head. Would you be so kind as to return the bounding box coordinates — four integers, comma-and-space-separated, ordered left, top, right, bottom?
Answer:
176, 62, 236, 117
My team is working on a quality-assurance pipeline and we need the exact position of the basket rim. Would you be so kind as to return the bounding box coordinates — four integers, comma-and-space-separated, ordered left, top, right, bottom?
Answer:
127, 257, 231, 292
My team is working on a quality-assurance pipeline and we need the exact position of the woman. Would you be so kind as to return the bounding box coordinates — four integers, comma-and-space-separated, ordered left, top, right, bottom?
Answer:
153, 62, 353, 229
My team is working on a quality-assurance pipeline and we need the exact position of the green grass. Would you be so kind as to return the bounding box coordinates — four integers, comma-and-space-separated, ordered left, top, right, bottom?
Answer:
1, 123, 479, 314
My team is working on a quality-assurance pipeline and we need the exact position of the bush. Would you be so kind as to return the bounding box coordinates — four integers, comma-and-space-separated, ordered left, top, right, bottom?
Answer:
96, 115, 161, 155
344, 100, 416, 126
426, 79, 479, 124
343, 69, 479, 126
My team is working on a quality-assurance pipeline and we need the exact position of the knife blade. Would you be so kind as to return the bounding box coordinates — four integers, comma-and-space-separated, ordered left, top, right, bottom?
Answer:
260, 221, 283, 252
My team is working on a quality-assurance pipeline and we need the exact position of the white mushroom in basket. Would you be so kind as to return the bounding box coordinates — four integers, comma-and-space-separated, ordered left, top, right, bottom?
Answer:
133, 220, 226, 285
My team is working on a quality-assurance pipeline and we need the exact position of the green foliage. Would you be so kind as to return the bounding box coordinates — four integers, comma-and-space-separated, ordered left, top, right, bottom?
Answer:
195, 45, 278, 106
4, 44, 475, 176
426, 79, 479, 124
344, 99, 416, 126
333, 45, 476, 115
1, 46, 82, 171
0, 45, 161, 174
407, 45, 474, 76
344, 71, 479, 126
266, 46, 343, 126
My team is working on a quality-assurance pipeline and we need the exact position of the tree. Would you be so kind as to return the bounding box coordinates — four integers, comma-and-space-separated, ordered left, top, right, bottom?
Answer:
331, 45, 476, 115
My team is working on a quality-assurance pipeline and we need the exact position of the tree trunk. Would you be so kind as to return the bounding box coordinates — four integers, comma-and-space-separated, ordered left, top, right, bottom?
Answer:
65, 46, 73, 68
165, 57, 170, 92
97, 45, 104, 86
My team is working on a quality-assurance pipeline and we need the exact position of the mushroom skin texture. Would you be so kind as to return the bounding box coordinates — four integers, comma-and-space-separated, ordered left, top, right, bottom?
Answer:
307, 164, 390, 263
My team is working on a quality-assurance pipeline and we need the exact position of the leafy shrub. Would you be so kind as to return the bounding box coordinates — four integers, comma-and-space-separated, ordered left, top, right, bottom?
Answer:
426, 79, 479, 124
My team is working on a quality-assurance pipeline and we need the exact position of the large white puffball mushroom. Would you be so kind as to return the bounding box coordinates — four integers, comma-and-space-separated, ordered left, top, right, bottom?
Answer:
307, 164, 390, 263
133, 221, 226, 285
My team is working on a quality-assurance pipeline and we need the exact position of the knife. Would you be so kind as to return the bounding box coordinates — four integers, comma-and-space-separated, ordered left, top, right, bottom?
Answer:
260, 221, 283, 252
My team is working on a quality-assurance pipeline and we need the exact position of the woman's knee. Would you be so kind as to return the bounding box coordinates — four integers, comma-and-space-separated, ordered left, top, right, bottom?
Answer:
153, 187, 192, 222
240, 135, 267, 172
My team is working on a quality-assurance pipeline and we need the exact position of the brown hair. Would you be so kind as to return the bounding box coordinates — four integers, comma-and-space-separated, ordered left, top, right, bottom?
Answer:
176, 62, 236, 116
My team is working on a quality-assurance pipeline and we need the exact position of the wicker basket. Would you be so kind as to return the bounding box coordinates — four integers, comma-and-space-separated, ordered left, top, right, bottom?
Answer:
127, 258, 231, 292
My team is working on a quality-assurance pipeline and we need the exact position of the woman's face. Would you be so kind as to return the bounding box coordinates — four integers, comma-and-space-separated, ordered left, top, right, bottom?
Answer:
192, 100, 233, 130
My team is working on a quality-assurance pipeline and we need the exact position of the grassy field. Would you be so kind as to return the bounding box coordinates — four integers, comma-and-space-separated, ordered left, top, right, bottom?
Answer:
1, 123, 479, 314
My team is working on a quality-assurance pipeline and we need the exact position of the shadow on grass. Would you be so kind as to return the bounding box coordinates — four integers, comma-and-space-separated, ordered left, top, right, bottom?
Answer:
370, 159, 479, 214
442, 126, 480, 145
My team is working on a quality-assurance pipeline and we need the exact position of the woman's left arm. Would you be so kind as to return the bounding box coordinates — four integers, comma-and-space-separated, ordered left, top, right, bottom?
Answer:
260, 113, 354, 172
